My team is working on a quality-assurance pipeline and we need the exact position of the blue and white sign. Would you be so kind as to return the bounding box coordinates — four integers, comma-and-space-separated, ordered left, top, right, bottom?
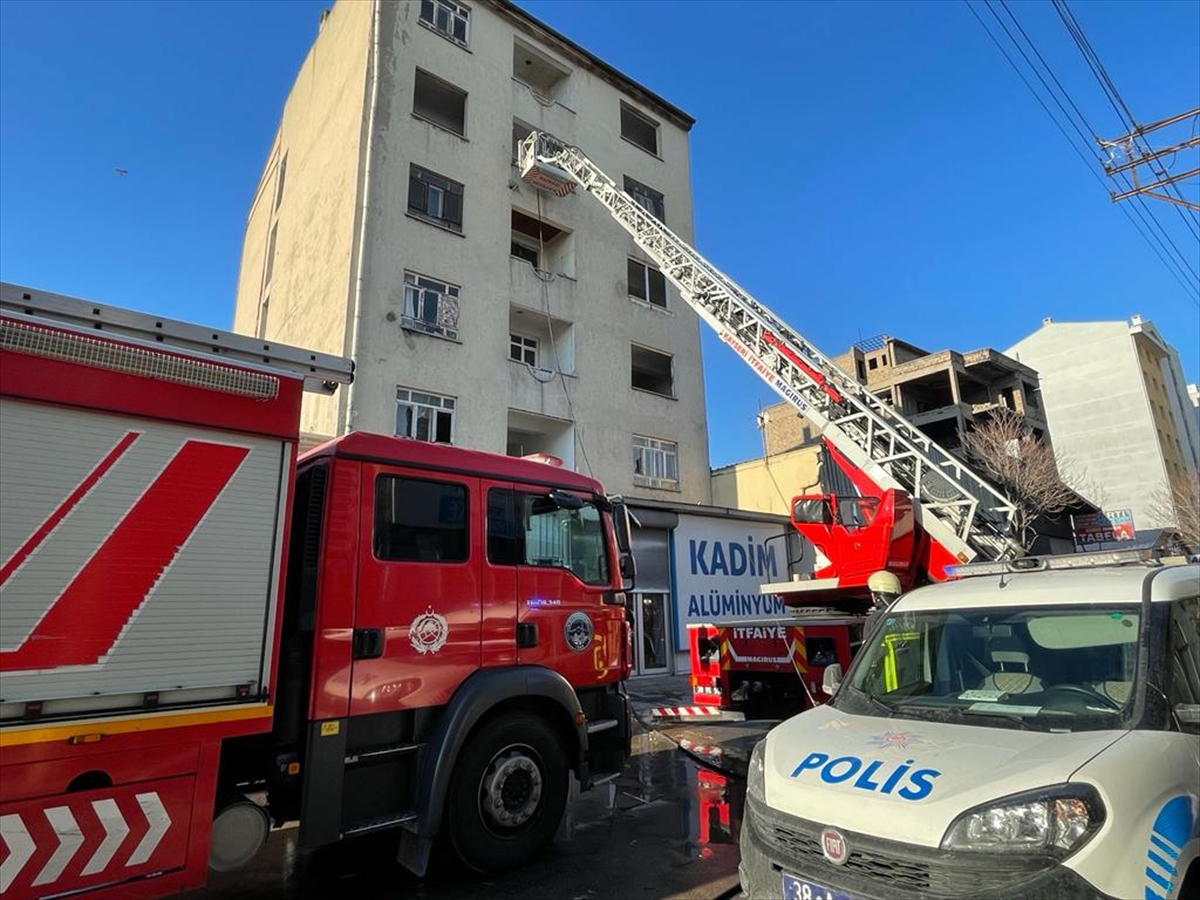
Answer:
672, 514, 790, 647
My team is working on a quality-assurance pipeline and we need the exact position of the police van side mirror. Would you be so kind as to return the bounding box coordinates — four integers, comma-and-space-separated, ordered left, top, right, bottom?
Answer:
822, 663, 843, 696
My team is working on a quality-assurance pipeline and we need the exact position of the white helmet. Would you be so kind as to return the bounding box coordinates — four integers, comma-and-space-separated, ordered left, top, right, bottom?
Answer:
867, 570, 902, 598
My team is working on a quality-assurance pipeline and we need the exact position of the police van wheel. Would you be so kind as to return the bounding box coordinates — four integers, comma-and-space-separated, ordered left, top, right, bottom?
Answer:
446, 712, 567, 874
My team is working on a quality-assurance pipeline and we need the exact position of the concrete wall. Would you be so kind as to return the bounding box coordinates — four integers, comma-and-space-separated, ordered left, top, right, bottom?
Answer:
1008, 320, 1182, 530
232, 1, 374, 438
711, 445, 822, 515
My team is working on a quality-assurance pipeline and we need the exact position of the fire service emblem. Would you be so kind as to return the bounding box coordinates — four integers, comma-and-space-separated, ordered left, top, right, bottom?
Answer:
410, 608, 448, 655
564, 612, 594, 652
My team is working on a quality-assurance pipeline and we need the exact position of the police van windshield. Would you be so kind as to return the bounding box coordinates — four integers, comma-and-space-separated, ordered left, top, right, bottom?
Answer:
836, 605, 1142, 732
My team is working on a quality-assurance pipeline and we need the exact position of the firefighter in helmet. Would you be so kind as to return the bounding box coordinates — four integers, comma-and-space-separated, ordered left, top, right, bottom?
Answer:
867, 570, 902, 610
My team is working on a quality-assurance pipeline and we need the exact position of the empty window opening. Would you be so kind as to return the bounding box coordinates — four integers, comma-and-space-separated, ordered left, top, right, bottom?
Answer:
274, 154, 287, 211
856, 358, 867, 381
624, 176, 665, 222
868, 357, 878, 371
264, 222, 279, 287
633, 434, 679, 489
403, 271, 460, 340
628, 258, 667, 308
511, 209, 572, 274
513, 40, 570, 103
409, 165, 463, 231
396, 387, 456, 444
632, 344, 674, 397
413, 69, 467, 136
420, 0, 469, 46
620, 103, 659, 155
510, 333, 538, 366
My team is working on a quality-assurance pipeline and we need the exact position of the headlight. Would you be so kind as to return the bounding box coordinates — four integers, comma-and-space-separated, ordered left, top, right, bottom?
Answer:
747, 739, 767, 801
941, 785, 1105, 857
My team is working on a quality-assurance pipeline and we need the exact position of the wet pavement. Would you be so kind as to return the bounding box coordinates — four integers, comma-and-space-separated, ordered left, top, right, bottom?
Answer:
193, 678, 777, 900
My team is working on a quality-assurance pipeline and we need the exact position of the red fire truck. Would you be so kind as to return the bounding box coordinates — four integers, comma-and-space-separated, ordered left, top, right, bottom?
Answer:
0, 284, 635, 899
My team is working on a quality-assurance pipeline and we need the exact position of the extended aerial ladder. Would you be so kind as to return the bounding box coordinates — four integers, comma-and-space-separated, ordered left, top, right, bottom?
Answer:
519, 133, 1022, 582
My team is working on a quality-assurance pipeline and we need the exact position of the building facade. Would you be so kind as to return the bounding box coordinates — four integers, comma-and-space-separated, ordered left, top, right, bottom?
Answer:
1007, 315, 1200, 532
831, 335, 1047, 453
233, 0, 712, 508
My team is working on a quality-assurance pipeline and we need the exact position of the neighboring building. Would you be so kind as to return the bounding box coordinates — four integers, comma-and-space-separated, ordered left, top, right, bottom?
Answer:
1008, 315, 1200, 532
233, 0, 720, 675
713, 335, 1089, 554
830, 335, 1047, 452
1189, 383, 1200, 439
233, 0, 711, 510
720, 336, 1050, 516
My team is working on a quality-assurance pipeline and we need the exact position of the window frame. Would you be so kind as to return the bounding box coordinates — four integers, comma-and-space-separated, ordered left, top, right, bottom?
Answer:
395, 386, 457, 445
419, 0, 470, 48
619, 102, 660, 156
373, 474, 469, 563
633, 433, 680, 489
402, 270, 461, 341
509, 333, 538, 366
623, 176, 665, 223
408, 164, 464, 232
627, 257, 667, 309
485, 487, 611, 585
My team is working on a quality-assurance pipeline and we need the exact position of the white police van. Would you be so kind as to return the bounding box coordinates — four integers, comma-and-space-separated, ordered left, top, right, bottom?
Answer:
739, 550, 1200, 899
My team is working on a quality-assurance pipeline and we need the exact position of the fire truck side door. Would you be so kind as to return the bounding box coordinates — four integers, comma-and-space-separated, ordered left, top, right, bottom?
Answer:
351, 464, 483, 716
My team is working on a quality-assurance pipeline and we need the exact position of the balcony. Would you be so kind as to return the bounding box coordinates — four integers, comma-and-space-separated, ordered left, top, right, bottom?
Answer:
507, 363, 576, 421
510, 257, 578, 319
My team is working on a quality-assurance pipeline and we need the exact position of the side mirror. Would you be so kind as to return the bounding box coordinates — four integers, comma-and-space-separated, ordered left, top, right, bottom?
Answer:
822, 663, 843, 696
611, 500, 633, 553
619, 552, 636, 591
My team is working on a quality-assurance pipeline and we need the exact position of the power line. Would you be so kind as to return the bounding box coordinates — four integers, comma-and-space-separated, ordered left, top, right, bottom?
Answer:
964, 0, 1199, 303
1054, 0, 1200, 237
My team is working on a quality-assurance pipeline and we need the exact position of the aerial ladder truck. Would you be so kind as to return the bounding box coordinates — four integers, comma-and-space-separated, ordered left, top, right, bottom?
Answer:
518, 132, 1025, 715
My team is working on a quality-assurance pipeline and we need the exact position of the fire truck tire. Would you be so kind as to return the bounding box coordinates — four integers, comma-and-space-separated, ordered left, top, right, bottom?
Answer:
446, 712, 567, 873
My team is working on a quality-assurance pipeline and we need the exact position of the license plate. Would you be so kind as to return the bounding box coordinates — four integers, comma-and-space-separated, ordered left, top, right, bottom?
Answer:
781, 872, 851, 900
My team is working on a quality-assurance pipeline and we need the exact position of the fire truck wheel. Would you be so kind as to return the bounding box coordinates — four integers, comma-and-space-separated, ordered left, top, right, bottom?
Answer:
446, 712, 567, 873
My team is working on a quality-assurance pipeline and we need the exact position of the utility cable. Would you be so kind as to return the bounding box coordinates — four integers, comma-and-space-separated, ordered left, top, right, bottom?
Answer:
1053, 0, 1200, 236
535, 187, 595, 479
964, 0, 1200, 305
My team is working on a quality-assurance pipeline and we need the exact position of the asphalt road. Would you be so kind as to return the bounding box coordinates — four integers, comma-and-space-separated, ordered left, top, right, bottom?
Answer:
192, 726, 761, 900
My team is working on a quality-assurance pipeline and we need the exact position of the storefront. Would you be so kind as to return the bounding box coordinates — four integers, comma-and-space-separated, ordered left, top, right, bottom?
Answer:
627, 501, 805, 675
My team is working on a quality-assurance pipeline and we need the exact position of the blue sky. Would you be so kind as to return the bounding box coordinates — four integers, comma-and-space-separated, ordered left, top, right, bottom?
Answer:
2, 0, 1197, 468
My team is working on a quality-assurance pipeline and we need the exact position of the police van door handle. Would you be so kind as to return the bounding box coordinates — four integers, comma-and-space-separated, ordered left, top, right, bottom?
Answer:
353, 628, 385, 660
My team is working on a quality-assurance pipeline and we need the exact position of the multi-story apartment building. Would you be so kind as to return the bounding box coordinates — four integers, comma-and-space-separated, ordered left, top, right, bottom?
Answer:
1008, 315, 1200, 532
232, 0, 711, 507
